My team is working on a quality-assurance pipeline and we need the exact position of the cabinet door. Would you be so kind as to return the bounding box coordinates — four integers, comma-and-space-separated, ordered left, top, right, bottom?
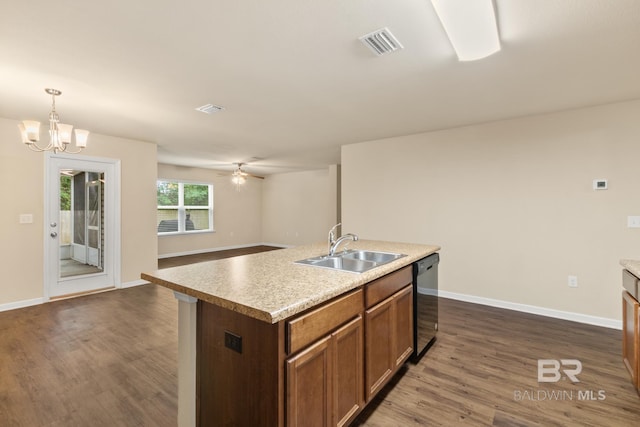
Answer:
286, 336, 333, 427
622, 291, 640, 389
333, 316, 364, 427
365, 295, 395, 400
394, 285, 414, 368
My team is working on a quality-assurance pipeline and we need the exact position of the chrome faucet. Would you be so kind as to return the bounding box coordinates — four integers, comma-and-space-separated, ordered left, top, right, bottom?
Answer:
329, 230, 358, 256
328, 223, 341, 252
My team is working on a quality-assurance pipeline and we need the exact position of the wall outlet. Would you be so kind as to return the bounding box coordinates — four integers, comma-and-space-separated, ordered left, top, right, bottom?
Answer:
568, 275, 578, 288
224, 330, 242, 354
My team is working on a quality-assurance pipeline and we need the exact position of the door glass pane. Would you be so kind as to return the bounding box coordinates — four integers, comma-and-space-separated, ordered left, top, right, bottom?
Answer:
60, 170, 104, 278
73, 172, 85, 245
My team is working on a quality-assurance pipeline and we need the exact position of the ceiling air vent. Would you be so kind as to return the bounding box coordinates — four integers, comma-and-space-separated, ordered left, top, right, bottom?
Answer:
359, 28, 403, 56
195, 103, 225, 114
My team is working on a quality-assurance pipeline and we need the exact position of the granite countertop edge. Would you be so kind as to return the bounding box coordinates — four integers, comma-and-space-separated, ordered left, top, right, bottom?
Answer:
142, 240, 440, 324
620, 259, 640, 278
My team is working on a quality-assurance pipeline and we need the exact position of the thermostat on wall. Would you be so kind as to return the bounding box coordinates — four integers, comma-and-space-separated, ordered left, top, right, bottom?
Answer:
593, 179, 608, 190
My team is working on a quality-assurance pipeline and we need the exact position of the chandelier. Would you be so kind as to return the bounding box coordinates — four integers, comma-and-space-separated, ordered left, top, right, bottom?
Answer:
18, 88, 89, 153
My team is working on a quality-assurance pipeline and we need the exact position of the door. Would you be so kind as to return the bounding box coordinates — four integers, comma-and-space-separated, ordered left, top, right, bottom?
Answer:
394, 285, 414, 367
286, 335, 333, 427
332, 316, 364, 427
622, 291, 639, 388
364, 295, 394, 400
45, 153, 120, 298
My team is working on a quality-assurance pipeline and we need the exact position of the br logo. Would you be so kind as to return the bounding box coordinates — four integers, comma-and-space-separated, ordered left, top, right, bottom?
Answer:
537, 359, 582, 383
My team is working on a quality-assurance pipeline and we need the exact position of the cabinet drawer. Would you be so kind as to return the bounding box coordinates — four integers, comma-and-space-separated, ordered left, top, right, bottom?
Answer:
287, 289, 363, 355
624, 269, 639, 300
365, 266, 412, 308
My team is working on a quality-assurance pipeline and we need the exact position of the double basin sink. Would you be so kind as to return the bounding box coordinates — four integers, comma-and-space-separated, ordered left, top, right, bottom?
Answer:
295, 250, 407, 273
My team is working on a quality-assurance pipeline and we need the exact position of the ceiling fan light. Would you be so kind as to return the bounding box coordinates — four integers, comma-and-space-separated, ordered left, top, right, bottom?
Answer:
20, 120, 40, 143
74, 129, 89, 148
431, 0, 500, 61
231, 175, 246, 185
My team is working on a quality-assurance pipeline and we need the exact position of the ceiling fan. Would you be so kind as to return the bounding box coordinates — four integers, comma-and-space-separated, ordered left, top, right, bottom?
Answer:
229, 163, 264, 186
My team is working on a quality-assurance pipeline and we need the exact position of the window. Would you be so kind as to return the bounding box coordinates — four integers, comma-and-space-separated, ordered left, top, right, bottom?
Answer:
157, 180, 213, 234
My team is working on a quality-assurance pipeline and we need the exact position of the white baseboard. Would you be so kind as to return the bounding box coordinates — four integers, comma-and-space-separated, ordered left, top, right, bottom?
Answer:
121, 279, 148, 289
439, 290, 622, 330
158, 242, 288, 259
0, 297, 45, 313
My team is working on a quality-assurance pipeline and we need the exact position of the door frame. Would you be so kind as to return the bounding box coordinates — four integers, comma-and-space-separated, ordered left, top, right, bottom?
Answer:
44, 152, 121, 300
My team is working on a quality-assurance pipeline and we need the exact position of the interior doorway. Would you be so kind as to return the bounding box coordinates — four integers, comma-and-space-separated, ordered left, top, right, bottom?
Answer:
45, 154, 120, 299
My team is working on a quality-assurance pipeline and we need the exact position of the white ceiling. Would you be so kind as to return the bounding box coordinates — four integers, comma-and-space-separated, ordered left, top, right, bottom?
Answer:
2, 0, 640, 176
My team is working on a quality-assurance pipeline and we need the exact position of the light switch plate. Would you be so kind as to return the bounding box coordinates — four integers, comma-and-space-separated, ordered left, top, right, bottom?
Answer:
19, 214, 33, 224
628, 216, 640, 228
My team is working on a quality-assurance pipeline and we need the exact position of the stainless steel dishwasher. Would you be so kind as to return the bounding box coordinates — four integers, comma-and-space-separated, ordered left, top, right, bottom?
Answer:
412, 253, 439, 362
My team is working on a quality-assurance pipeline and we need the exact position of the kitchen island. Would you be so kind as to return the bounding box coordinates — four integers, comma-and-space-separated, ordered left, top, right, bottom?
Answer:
620, 259, 640, 396
142, 240, 440, 426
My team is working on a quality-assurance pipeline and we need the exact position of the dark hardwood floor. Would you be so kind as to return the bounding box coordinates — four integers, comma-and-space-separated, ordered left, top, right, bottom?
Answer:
353, 300, 640, 426
1, 246, 639, 426
157, 245, 281, 269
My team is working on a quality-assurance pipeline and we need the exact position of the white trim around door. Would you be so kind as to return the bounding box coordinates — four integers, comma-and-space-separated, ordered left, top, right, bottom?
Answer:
44, 153, 121, 300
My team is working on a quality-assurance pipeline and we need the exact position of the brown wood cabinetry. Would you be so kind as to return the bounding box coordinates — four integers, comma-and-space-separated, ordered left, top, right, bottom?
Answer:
364, 266, 413, 400
623, 289, 639, 392
196, 265, 415, 426
286, 334, 333, 427
286, 316, 363, 427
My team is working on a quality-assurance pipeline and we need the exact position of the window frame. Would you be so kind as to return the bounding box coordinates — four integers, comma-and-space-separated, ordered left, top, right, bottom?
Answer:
157, 179, 214, 236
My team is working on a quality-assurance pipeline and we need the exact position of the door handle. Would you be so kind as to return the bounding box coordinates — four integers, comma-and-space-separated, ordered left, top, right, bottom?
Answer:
50, 232, 58, 238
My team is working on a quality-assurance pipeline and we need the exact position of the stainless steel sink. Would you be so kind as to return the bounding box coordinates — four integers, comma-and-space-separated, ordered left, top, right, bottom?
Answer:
341, 250, 404, 264
295, 250, 406, 273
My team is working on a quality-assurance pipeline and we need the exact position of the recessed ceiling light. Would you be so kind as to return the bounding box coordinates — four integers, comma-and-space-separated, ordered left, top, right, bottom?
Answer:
195, 104, 225, 114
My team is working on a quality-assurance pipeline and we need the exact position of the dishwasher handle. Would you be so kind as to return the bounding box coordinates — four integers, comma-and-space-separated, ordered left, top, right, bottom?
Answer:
415, 253, 439, 276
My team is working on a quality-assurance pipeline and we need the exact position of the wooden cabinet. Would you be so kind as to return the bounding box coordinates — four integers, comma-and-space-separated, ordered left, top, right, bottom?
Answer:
364, 266, 413, 400
333, 317, 364, 426
623, 289, 640, 392
286, 316, 363, 427
195, 265, 416, 426
286, 335, 332, 427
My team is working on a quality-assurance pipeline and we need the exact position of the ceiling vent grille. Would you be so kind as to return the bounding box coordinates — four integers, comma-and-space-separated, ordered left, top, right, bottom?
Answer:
359, 28, 403, 56
195, 103, 225, 114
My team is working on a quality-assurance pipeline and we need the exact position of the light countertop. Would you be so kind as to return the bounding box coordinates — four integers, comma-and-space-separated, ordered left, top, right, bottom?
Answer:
142, 240, 440, 323
621, 259, 640, 279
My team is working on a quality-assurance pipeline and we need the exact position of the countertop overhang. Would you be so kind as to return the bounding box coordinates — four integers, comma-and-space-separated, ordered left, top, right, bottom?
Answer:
621, 259, 640, 278
141, 240, 440, 323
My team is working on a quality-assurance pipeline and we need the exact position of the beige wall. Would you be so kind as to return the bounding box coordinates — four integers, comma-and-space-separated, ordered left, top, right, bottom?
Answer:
262, 168, 339, 246
157, 163, 263, 256
0, 117, 158, 306
342, 99, 640, 322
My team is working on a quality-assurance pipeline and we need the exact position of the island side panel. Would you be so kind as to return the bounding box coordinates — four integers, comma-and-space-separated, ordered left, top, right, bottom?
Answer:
197, 300, 285, 426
